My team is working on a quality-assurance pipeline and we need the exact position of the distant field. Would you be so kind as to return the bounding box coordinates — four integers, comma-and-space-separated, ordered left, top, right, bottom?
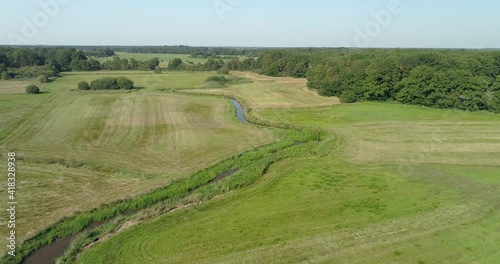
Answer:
0, 71, 275, 244
60, 71, 216, 90
189, 71, 340, 109
0, 79, 39, 94
258, 103, 500, 166
78, 76, 500, 263
97, 52, 252, 68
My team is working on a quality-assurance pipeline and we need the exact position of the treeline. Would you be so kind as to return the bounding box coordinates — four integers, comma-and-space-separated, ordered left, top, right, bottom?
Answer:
100, 57, 160, 71
0, 47, 159, 78
94, 45, 265, 57
250, 49, 500, 113
166, 57, 258, 72
82, 48, 115, 58
78, 77, 134, 91
0, 47, 98, 78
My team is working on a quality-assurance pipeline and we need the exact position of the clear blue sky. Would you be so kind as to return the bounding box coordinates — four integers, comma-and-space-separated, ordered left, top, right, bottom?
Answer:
1, 0, 499, 48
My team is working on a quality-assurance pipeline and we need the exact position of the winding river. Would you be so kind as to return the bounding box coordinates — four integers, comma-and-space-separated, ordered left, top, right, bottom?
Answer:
230, 99, 248, 123
23, 99, 257, 264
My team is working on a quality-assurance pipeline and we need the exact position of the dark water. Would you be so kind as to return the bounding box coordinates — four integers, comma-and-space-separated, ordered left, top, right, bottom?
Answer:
24, 236, 74, 264
23, 210, 140, 264
210, 169, 238, 184
230, 99, 248, 123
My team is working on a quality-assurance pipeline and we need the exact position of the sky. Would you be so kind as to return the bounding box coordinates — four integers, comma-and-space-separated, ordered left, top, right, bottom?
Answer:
0, 0, 499, 48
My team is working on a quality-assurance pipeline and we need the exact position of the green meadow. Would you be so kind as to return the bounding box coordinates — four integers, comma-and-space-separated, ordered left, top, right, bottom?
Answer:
0, 72, 275, 246
75, 74, 500, 263
1, 70, 499, 263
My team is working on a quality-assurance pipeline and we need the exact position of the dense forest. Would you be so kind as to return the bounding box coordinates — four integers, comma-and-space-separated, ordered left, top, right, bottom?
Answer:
251, 49, 500, 113
72, 45, 264, 58
1, 46, 499, 113
0, 47, 160, 78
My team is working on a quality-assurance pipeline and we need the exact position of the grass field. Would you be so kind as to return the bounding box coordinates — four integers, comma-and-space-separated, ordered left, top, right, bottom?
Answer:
189, 71, 340, 109
0, 72, 276, 245
0, 80, 40, 94
97, 53, 252, 68
76, 75, 500, 263
2, 70, 499, 263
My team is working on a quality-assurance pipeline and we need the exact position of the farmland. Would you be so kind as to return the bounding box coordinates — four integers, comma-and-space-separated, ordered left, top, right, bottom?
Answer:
189, 71, 340, 109
75, 73, 500, 263
0, 71, 275, 247
1, 70, 499, 264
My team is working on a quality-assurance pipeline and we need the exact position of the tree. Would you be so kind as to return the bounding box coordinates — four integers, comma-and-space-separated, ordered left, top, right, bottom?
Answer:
1, 71, 9, 80
38, 75, 49, 83
117, 77, 134, 90
396, 66, 438, 106
340, 91, 358, 103
78, 81, 90, 90
217, 66, 230, 74
364, 56, 401, 101
130, 58, 139, 69
91, 78, 119, 90
490, 91, 500, 113
26, 85, 40, 94
147, 57, 160, 70
168, 58, 182, 70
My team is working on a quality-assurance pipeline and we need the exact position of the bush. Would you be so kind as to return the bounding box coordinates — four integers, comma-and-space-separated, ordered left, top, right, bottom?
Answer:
217, 66, 230, 75
168, 58, 183, 70
154, 67, 162, 74
38, 75, 50, 83
117, 77, 134, 90
91, 77, 118, 90
1, 71, 9, 80
89, 77, 134, 90
340, 91, 358, 103
78, 81, 90, 90
26, 85, 40, 94
206, 76, 228, 83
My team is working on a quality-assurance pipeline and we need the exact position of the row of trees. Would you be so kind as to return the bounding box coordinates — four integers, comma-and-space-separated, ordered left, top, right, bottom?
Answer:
166, 57, 258, 72
246, 49, 500, 113
83, 45, 264, 57
0, 47, 162, 78
101, 57, 160, 71
78, 77, 134, 90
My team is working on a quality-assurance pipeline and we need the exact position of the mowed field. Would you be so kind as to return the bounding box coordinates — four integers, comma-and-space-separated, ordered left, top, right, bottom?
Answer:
189, 71, 340, 109
0, 72, 275, 245
77, 76, 500, 263
97, 53, 252, 68
0, 80, 40, 95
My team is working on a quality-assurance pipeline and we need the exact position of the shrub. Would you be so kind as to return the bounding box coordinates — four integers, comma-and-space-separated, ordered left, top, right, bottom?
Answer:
78, 81, 90, 90
217, 66, 230, 75
89, 77, 134, 90
154, 67, 162, 74
26, 85, 40, 94
168, 58, 182, 70
1, 71, 9, 80
117, 77, 134, 89
38, 75, 50, 83
206, 76, 228, 83
340, 91, 358, 103
91, 77, 119, 90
